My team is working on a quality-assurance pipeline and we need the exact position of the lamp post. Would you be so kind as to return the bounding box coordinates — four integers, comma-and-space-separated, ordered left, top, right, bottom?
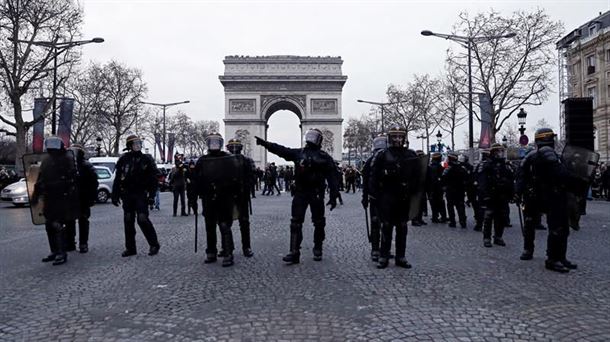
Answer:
96, 137, 102, 157
416, 134, 426, 152
140, 100, 190, 163
436, 130, 443, 152
9, 37, 104, 134
421, 30, 516, 149
357, 99, 410, 133
517, 108, 528, 136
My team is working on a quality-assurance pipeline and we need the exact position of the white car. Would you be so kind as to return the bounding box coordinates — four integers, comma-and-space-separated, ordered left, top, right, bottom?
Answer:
93, 166, 114, 203
90, 156, 119, 174
1, 178, 29, 207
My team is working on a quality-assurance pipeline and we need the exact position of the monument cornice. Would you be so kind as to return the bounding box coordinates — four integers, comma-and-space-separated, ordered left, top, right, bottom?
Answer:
223, 55, 343, 65
219, 75, 348, 83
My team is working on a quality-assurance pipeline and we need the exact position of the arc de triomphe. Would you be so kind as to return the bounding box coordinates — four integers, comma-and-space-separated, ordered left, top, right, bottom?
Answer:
220, 55, 347, 167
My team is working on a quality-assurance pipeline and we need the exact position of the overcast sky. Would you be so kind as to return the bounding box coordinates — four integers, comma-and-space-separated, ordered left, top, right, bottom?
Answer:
80, 0, 609, 160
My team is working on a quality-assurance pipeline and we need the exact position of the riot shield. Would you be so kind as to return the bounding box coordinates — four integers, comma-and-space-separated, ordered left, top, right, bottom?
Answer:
407, 154, 430, 220
198, 155, 244, 220
561, 145, 600, 182
22, 151, 80, 225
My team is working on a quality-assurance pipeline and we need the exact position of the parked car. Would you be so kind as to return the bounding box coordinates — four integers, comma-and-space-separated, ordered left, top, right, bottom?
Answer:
1, 178, 29, 207
157, 164, 173, 192
89, 157, 119, 174
93, 166, 114, 203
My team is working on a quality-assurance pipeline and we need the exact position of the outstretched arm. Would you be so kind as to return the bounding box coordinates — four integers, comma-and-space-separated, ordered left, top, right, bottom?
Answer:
255, 136, 300, 162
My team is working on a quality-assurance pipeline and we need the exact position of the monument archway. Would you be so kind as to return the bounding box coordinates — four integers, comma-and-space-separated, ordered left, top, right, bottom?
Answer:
220, 55, 347, 167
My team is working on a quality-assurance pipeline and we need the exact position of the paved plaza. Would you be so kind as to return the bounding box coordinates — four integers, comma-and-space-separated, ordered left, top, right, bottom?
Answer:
1, 191, 610, 341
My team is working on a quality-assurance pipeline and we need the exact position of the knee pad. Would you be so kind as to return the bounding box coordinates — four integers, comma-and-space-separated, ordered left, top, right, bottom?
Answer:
312, 217, 325, 228
290, 222, 303, 233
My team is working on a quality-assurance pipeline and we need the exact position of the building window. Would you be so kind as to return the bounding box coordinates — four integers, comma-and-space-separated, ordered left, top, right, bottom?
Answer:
589, 25, 598, 36
586, 54, 596, 74
606, 49, 610, 62
587, 86, 597, 108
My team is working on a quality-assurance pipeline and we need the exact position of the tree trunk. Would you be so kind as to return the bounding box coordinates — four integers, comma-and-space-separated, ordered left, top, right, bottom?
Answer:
12, 100, 26, 176
113, 130, 120, 156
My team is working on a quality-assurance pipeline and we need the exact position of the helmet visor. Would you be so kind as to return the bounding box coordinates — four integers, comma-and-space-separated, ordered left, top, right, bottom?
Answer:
304, 130, 323, 146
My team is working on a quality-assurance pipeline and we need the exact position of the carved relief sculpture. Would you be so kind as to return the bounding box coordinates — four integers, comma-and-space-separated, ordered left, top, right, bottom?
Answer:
311, 99, 337, 114
229, 99, 256, 114
320, 129, 334, 155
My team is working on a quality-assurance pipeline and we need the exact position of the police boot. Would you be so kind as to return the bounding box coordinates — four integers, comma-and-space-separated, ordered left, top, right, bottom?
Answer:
313, 245, 323, 261
79, 243, 88, 254
483, 238, 492, 248
411, 220, 422, 227
473, 223, 482, 232
204, 253, 217, 264
52, 253, 67, 266
243, 248, 254, 258
395, 257, 412, 269
148, 244, 160, 256
222, 254, 234, 267
561, 259, 578, 270
122, 250, 137, 257
545, 260, 570, 273
371, 250, 380, 262
377, 257, 389, 269
448, 221, 456, 228
42, 254, 56, 263
493, 237, 506, 246
520, 250, 533, 260
283, 223, 302, 264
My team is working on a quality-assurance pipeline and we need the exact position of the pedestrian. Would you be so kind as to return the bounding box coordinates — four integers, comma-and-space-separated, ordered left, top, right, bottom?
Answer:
478, 143, 513, 248
442, 152, 468, 229
111, 135, 161, 257
31, 136, 80, 266
169, 154, 188, 216
514, 128, 579, 273
427, 152, 447, 223
193, 133, 240, 267
471, 150, 490, 231
370, 126, 421, 269
65, 144, 99, 253
256, 128, 339, 264
361, 134, 387, 262
345, 166, 357, 193
226, 138, 255, 258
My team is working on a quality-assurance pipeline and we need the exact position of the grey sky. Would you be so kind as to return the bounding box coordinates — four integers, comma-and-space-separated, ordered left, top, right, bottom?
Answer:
80, 0, 609, 159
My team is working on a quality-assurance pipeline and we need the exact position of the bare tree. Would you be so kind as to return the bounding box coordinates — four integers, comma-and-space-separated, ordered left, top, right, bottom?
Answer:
97, 60, 147, 155
411, 74, 442, 150
343, 115, 374, 161
434, 69, 467, 150
68, 63, 107, 145
447, 9, 563, 142
384, 84, 422, 135
533, 118, 554, 133
498, 121, 519, 146
0, 0, 83, 172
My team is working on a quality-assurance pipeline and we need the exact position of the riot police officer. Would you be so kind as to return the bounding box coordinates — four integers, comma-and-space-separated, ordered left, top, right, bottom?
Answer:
169, 154, 188, 217
32, 136, 79, 265
427, 152, 447, 223
442, 152, 468, 228
65, 144, 98, 253
472, 149, 490, 231
255, 128, 339, 264
515, 128, 577, 273
361, 134, 387, 262
370, 126, 419, 269
193, 133, 238, 267
226, 138, 255, 258
478, 143, 513, 248
112, 135, 161, 257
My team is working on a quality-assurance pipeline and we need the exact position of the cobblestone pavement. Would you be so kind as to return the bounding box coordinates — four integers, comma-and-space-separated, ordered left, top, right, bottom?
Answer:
1, 191, 610, 341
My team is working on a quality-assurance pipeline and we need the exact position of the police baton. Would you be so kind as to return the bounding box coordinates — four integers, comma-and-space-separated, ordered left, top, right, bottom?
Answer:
193, 201, 198, 253
516, 202, 524, 237
364, 206, 371, 243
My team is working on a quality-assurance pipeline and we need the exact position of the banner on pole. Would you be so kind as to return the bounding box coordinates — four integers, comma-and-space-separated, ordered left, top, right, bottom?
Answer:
32, 98, 48, 153
154, 133, 163, 161
57, 98, 74, 147
478, 94, 493, 149
167, 133, 176, 162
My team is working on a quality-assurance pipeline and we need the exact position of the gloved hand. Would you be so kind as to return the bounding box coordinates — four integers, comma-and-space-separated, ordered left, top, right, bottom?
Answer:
112, 197, 120, 207
326, 197, 337, 211
254, 136, 266, 146
361, 197, 369, 209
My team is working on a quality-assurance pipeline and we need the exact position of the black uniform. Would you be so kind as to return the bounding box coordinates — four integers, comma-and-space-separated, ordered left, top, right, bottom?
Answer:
170, 161, 188, 216
442, 160, 468, 228
472, 159, 487, 231
193, 150, 239, 265
427, 158, 447, 223
370, 146, 418, 267
361, 150, 383, 259
258, 139, 339, 262
235, 154, 255, 255
33, 149, 80, 265
112, 151, 160, 256
515, 147, 575, 267
65, 155, 98, 252
478, 156, 513, 246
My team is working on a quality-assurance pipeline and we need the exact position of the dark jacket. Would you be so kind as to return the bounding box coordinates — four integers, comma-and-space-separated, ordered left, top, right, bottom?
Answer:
442, 162, 468, 201
112, 151, 159, 201
77, 160, 99, 207
478, 157, 514, 204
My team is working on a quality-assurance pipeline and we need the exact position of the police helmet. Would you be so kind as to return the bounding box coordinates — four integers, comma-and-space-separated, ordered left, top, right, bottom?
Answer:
304, 128, 323, 147
70, 143, 86, 160
206, 132, 224, 151
125, 135, 142, 152
44, 136, 64, 151
490, 143, 505, 159
534, 128, 556, 148
387, 125, 406, 147
226, 138, 243, 154
431, 152, 442, 161
372, 134, 388, 150
416, 150, 425, 157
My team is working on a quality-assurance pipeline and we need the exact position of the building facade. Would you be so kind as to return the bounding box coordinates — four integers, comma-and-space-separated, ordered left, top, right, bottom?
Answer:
558, 11, 610, 162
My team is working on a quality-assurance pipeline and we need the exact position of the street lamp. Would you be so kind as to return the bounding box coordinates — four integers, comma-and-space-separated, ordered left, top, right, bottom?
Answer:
96, 136, 102, 157
8, 37, 104, 135
436, 130, 443, 152
357, 99, 410, 133
416, 134, 426, 152
140, 100, 190, 163
421, 30, 516, 149
517, 108, 528, 136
